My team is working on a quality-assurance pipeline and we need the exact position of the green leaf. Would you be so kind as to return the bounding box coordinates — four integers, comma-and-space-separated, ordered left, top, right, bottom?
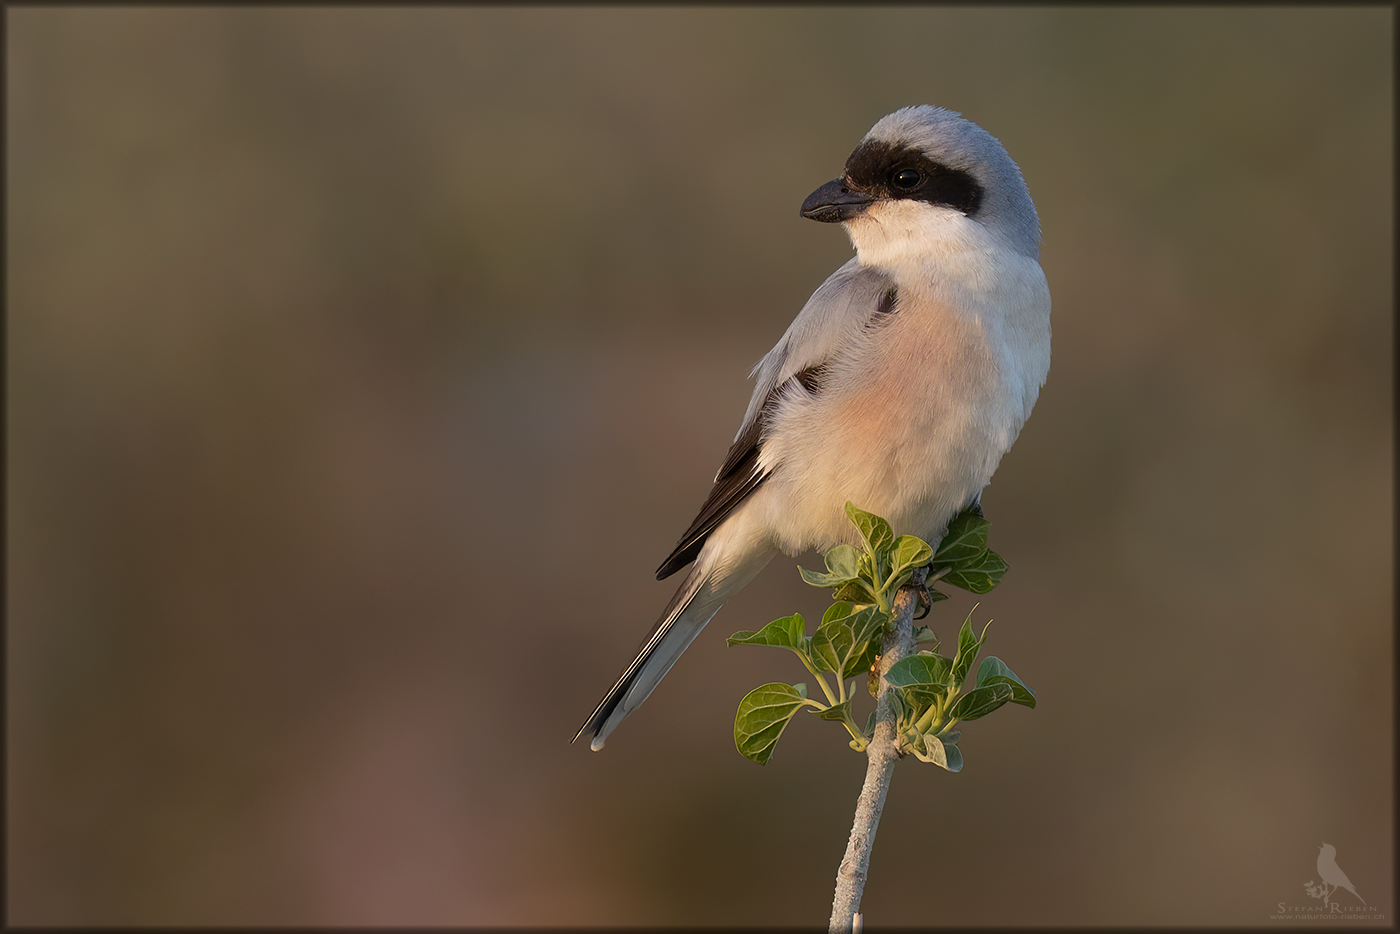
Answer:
733, 682, 810, 765
885, 652, 953, 714
822, 601, 855, 624
832, 579, 878, 605
976, 656, 1036, 708
885, 652, 954, 689
942, 548, 1009, 594
948, 682, 1015, 721
889, 534, 934, 579
811, 617, 853, 675
933, 508, 990, 563
846, 604, 887, 646
812, 603, 889, 680
825, 543, 862, 581
843, 643, 879, 683
905, 730, 932, 762
949, 613, 983, 687
801, 544, 874, 597
727, 613, 805, 650
808, 603, 871, 678
813, 697, 853, 723
946, 613, 991, 686
912, 626, 938, 646
857, 550, 879, 587
841, 605, 887, 679
909, 731, 949, 768
941, 739, 964, 772
909, 731, 963, 771
800, 544, 863, 589
798, 566, 841, 588
845, 502, 894, 557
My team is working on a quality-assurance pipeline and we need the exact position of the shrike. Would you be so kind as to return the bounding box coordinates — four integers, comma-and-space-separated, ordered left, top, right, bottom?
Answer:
576, 105, 1051, 750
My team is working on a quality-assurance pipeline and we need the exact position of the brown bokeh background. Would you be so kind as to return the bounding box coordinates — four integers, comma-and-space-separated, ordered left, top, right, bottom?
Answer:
7, 7, 1392, 927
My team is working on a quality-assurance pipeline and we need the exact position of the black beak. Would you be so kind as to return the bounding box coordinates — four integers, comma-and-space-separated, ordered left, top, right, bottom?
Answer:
800, 178, 874, 223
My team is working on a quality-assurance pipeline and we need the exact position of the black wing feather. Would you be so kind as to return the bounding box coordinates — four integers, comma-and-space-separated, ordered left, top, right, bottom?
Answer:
655, 364, 828, 580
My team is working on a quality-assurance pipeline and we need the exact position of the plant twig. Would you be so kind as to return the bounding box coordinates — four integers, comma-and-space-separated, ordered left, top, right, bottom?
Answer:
827, 566, 926, 933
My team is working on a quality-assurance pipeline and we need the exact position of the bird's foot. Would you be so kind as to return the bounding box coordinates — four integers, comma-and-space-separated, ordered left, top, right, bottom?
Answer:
912, 580, 933, 620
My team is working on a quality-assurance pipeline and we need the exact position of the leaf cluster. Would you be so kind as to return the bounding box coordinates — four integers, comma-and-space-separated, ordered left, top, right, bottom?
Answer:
727, 502, 1033, 766
796, 502, 933, 615
920, 506, 1009, 597
727, 601, 886, 764
884, 615, 1034, 771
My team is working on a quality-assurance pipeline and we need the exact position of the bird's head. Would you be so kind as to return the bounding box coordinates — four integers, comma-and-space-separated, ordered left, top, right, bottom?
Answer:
799, 105, 1041, 268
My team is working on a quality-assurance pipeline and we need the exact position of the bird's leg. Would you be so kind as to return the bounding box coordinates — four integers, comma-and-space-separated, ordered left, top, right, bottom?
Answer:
912, 560, 954, 620
912, 579, 933, 620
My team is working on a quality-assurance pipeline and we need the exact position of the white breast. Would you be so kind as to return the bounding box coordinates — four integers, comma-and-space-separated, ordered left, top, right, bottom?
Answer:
750, 221, 1050, 553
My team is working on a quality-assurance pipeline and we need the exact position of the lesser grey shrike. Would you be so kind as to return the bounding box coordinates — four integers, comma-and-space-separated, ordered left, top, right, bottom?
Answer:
576, 105, 1050, 750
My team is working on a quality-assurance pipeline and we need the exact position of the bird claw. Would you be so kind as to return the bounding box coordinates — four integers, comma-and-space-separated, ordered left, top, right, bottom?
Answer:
912, 581, 933, 620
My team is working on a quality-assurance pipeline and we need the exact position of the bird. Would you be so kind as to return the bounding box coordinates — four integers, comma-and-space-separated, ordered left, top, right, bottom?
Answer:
1317, 843, 1364, 904
575, 105, 1051, 751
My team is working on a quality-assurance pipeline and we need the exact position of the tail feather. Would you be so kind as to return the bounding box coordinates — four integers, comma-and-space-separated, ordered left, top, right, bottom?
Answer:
574, 569, 711, 750
575, 536, 773, 750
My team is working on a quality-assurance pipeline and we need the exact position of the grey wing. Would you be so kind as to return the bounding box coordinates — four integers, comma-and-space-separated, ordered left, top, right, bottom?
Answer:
655, 259, 897, 579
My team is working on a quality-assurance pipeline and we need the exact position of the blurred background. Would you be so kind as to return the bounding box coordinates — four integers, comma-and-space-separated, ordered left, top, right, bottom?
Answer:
7, 6, 1392, 927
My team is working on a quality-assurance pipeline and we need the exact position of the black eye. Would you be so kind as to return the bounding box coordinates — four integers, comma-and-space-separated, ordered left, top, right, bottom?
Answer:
892, 168, 922, 190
